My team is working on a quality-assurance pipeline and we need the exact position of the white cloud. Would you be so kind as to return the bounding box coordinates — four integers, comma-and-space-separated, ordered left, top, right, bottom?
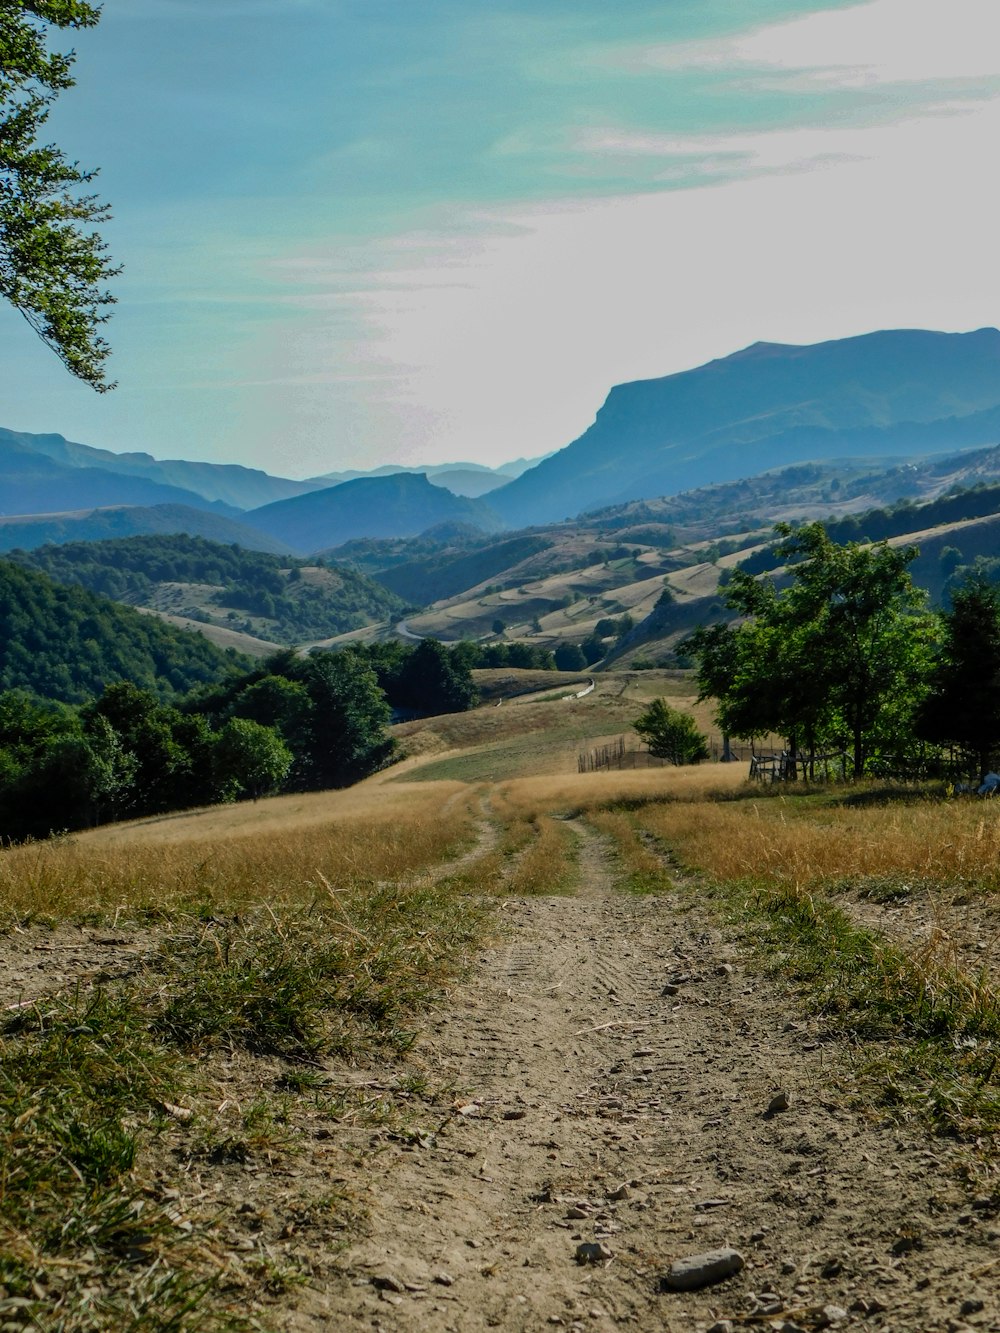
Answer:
625, 0, 1000, 89
249, 89, 1000, 469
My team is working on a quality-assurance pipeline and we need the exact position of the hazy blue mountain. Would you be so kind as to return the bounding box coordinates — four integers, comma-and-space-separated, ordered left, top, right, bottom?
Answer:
488, 329, 1000, 527
305, 457, 549, 495
0, 434, 235, 516
244, 472, 503, 554
426, 468, 509, 497
0, 426, 322, 510
0, 504, 291, 555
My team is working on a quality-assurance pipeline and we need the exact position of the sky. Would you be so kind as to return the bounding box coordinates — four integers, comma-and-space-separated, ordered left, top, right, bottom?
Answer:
1, 0, 999, 480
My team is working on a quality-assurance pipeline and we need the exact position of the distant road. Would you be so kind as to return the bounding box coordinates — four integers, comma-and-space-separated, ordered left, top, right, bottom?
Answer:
394, 619, 424, 642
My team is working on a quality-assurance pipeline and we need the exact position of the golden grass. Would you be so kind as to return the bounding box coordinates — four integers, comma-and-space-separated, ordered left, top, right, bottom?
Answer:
0, 781, 480, 922
494, 763, 747, 818
634, 789, 1000, 892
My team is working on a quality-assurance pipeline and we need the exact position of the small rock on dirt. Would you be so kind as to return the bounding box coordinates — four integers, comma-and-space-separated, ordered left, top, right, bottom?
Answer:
575, 1242, 613, 1264
816, 1307, 849, 1327
372, 1274, 406, 1293
432, 1272, 454, 1287
660, 1247, 745, 1291
607, 1183, 630, 1201
766, 1090, 791, 1115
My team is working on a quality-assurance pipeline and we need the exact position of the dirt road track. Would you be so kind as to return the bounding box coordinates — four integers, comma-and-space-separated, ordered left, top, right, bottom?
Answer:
291, 824, 1000, 1333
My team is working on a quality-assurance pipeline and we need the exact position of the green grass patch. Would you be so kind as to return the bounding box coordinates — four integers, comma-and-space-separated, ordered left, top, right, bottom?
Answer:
1, 879, 495, 1329
709, 878, 1000, 1137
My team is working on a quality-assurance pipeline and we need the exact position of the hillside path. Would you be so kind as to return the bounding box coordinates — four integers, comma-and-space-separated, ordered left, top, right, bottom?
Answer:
290, 821, 999, 1333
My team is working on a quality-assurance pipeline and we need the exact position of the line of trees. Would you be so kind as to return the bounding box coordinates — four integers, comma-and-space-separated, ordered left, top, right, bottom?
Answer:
684, 523, 1000, 782
0, 639, 483, 843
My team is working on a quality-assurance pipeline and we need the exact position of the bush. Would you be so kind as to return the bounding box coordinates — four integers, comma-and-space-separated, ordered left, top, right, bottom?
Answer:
633, 698, 709, 765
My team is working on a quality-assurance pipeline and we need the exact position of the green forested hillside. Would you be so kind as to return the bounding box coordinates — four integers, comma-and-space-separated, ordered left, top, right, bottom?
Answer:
8, 535, 406, 645
373, 534, 553, 603
0, 561, 250, 703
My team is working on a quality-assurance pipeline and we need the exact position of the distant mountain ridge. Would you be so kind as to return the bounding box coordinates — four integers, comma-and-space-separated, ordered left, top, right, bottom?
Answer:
0, 427, 323, 510
489, 328, 1000, 526
244, 472, 503, 554
0, 504, 291, 555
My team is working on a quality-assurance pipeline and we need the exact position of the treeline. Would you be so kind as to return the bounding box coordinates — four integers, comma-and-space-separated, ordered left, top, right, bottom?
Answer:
7, 535, 404, 644
0, 638, 483, 842
685, 522, 1000, 782
738, 483, 1000, 578
0, 560, 250, 704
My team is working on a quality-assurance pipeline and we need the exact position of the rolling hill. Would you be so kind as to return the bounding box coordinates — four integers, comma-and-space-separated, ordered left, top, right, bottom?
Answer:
9, 534, 405, 647
0, 559, 250, 704
0, 504, 292, 555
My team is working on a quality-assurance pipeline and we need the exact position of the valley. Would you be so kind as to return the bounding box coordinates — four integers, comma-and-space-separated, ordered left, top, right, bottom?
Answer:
5, 328, 1000, 1332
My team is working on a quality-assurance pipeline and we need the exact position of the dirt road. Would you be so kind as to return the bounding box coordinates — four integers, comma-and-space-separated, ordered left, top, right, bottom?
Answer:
291, 823, 1000, 1333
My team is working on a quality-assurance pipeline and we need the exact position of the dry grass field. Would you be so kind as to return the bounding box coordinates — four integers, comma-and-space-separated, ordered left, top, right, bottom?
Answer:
4, 671, 1000, 1330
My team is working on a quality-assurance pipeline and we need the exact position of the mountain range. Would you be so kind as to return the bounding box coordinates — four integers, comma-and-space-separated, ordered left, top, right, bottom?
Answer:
489, 327, 1000, 526
4, 328, 1000, 553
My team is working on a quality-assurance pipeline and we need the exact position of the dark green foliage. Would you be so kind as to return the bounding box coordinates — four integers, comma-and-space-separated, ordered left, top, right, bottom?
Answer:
212, 717, 292, 801
0, 2, 119, 387
580, 635, 606, 666
9, 534, 404, 643
0, 559, 249, 704
391, 639, 479, 716
916, 576, 1000, 780
373, 534, 552, 604
465, 640, 555, 670
686, 523, 936, 778
287, 652, 394, 787
554, 642, 587, 672
739, 483, 1000, 580
633, 698, 708, 765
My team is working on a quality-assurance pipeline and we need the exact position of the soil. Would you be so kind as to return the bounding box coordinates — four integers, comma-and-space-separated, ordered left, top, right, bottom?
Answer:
288, 822, 1000, 1332
4, 821, 1000, 1332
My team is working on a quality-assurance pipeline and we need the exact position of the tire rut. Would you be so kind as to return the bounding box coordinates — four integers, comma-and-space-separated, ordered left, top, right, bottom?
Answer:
286, 825, 999, 1333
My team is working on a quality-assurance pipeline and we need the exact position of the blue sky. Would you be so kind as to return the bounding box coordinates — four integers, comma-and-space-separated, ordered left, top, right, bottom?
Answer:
2, 0, 999, 478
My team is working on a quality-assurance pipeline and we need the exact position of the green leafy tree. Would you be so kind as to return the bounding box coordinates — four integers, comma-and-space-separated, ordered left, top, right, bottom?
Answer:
291, 652, 394, 788
686, 523, 934, 778
916, 576, 1000, 781
227, 674, 313, 752
212, 717, 292, 801
580, 634, 605, 666
634, 699, 708, 765
394, 639, 478, 715
1, 2, 119, 387
554, 642, 587, 672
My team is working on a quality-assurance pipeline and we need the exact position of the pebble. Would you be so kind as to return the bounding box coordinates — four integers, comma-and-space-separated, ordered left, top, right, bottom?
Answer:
575, 1242, 613, 1264
716, 963, 734, 977
818, 1306, 849, 1327
372, 1274, 406, 1293
766, 1091, 791, 1115
707, 1322, 734, 1333
566, 1206, 590, 1220
432, 1272, 454, 1287
607, 1183, 630, 1201
661, 1247, 745, 1291
960, 1299, 985, 1316
661, 983, 680, 996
